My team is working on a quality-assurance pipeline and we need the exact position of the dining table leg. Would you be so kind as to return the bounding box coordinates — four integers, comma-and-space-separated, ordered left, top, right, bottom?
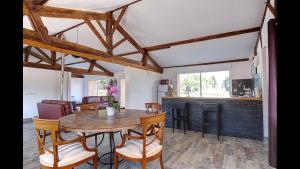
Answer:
100, 131, 124, 169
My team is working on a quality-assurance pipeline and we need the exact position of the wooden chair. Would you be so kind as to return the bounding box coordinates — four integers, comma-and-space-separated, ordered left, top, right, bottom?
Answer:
145, 103, 162, 113
129, 103, 162, 136
33, 117, 98, 169
114, 113, 166, 169
78, 103, 98, 111
76, 103, 105, 152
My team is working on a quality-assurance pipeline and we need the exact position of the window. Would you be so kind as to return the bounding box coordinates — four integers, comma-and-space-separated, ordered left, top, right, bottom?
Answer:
178, 71, 230, 97
88, 80, 108, 96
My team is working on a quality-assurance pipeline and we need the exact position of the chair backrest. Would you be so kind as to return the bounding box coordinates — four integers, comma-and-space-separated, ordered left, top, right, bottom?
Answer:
140, 113, 166, 158
37, 103, 65, 119
145, 103, 161, 113
79, 103, 98, 111
33, 117, 60, 168
41, 100, 73, 115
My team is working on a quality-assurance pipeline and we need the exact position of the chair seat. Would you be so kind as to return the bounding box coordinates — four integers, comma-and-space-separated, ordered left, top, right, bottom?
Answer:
40, 142, 95, 167
115, 137, 162, 159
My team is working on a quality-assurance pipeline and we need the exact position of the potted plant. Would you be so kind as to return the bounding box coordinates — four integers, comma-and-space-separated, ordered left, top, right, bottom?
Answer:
106, 79, 120, 116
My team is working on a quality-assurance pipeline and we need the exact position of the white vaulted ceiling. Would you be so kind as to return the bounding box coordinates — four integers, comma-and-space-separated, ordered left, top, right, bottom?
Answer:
23, 0, 266, 72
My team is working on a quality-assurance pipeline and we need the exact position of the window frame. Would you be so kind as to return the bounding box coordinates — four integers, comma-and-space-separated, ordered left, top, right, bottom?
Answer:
177, 70, 230, 97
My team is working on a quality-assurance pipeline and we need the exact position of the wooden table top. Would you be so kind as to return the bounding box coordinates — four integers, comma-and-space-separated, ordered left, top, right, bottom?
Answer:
59, 109, 156, 133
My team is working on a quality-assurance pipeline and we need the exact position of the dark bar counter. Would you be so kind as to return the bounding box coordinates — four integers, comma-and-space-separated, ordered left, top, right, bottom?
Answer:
162, 97, 263, 140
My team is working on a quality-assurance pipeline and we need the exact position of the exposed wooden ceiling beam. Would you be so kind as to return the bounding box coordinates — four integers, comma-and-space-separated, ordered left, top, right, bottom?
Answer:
114, 21, 162, 71
114, 51, 140, 57
145, 27, 260, 51
28, 50, 51, 64
24, 28, 110, 57
81, 58, 113, 76
23, 2, 108, 20
71, 73, 84, 78
111, 0, 141, 12
96, 20, 106, 35
113, 38, 126, 49
51, 51, 56, 66
163, 58, 249, 69
113, 27, 260, 58
24, 47, 31, 62
65, 60, 87, 66
142, 51, 149, 66
23, 62, 113, 76
106, 12, 113, 55
88, 60, 96, 73
254, 0, 270, 55
267, 3, 276, 17
23, 28, 162, 73
112, 6, 128, 33
32, 0, 49, 5
84, 18, 108, 49
34, 47, 51, 60
52, 22, 85, 36
24, 0, 51, 43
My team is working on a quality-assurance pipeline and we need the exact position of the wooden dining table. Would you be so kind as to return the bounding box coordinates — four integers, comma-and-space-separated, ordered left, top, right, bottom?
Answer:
59, 109, 156, 168
59, 109, 156, 132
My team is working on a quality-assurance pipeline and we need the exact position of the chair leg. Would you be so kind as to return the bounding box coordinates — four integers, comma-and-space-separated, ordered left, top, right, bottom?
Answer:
114, 154, 119, 169
93, 156, 97, 169
183, 121, 186, 134
172, 109, 175, 133
159, 154, 164, 169
202, 112, 205, 138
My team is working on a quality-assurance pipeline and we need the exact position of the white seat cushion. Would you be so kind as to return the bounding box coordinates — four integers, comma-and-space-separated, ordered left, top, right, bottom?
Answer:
40, 142, 95, 167
115, 137, 162, 159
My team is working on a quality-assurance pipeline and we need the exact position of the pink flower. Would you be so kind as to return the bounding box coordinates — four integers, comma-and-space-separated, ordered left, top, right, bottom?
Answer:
106, 85, 118, 95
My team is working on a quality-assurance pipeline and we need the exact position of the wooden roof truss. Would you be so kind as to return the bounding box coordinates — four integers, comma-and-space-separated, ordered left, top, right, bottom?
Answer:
23, 0, 263, 74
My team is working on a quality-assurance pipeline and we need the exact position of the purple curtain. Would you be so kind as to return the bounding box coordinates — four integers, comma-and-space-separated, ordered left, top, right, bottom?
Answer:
268, 19, 277, 168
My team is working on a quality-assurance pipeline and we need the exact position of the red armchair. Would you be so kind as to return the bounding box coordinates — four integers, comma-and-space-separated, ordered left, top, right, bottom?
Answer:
37, 100, 74, 119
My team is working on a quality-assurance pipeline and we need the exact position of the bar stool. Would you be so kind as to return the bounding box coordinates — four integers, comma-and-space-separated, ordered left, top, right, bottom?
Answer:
172, 102, 189, 134
202, 103, 221, 140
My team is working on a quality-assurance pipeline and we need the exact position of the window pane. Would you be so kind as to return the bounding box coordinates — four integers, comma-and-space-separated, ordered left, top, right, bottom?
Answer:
97, 80, 108, 96
201, 71, 229, 97
179, 73, 200, 97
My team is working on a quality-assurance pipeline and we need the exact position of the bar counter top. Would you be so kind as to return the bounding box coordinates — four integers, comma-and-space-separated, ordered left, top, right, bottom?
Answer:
162, 96, 262, 101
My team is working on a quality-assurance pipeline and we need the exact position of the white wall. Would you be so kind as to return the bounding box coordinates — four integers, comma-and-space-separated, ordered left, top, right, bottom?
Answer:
254, 3, 275, 137
23, 67, 70, 119
162, 60, 252, 95
123, 67, 162, 109
70, 77, 84, 102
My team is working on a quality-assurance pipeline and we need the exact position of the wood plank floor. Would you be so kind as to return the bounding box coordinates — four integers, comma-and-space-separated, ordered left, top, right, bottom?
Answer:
23, 122, 274, 169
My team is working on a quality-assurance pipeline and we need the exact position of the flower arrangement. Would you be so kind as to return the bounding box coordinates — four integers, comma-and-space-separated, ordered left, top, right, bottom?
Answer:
107, 85, 119, 96
106, 78, 120, 112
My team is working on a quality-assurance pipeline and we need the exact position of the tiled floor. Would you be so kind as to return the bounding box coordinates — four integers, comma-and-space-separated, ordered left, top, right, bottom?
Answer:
23, 122, 274, 169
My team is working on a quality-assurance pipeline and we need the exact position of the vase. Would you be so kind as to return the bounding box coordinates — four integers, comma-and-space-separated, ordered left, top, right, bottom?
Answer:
106, 106, 115, 116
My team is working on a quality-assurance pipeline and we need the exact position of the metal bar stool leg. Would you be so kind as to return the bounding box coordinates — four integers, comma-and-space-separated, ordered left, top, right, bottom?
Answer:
202, 111, 205, 138
172, 108, 175, 133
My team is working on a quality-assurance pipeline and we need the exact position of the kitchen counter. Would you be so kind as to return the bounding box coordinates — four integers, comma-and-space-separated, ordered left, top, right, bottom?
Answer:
162, 97, 263, 140
162, 96, 262, 101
